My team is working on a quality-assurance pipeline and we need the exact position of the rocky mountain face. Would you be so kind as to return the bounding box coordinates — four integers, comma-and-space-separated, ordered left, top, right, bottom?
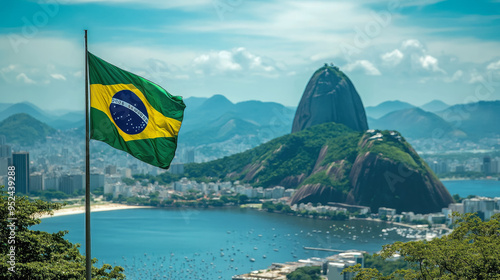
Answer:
292, 65, 368, 133
290, 129, 454, 214
186, 122, 454, 214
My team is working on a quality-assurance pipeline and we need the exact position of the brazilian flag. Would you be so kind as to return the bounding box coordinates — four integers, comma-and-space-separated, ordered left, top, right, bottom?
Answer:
88, 52, 185, 169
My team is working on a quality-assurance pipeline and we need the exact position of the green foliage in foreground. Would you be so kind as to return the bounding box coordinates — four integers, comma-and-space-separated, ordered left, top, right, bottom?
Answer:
286, 266, 321, 280
344, 213, 500, 279
0, 188, 125, 279
363, 253, 410, 276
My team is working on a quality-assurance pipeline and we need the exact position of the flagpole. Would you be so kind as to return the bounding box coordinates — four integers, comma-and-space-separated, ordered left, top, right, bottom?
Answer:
84, 29, 92, 280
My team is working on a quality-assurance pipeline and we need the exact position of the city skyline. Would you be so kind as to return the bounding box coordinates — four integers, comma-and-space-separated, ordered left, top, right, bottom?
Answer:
1, 0, 500, 112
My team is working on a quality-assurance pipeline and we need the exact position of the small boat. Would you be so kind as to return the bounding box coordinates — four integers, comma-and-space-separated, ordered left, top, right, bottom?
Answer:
250, 258, 255, 262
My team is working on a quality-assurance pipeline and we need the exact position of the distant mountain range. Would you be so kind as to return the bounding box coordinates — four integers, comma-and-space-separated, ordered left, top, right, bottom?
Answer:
367, 100, 500, 140
179, 95, 295, 147
0, 102, 84, 130
436, 101, 500, 139
1, 98, 498, 150
370, 107, 466, 140
365, 100, 415, 119
420, 100, 450, 112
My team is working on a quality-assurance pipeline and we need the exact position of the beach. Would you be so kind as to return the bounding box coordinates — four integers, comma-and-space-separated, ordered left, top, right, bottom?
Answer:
37, 203, 153, 219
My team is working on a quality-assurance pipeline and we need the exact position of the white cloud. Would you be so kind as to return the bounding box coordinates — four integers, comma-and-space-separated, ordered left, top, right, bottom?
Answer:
343, 60, 381, 76
192, 47, 281, 76
444, 70, 463, 83
487, 60, 500, 70
419, 55, 445, 73
1, 65, 16, 73
469, 70, 486, 84
381, 49, 404, 66
16, 73, 36, 84
402, 39, 423, 50
50, 73, 67, 81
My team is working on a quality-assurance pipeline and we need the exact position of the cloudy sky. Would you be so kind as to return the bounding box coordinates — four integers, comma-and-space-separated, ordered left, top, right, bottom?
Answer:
1, 0, 500, 112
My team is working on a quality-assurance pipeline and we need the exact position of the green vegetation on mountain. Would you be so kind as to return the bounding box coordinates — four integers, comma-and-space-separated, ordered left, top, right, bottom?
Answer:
185, 122, 360, 187
186, 122, 420, 187
185, 121, 453, 213
345, 213, 500, 279
0, 188, 125, 279
0, 113, 56, 145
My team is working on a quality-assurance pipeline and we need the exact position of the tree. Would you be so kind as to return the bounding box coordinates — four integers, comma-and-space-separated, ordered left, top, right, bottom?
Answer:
104, 193, 113, 201
92, 186, 104, 196
238, 194, 249, 204
344, 213, 500, 279
287, 266, 321, 280
0, 188, 125, 279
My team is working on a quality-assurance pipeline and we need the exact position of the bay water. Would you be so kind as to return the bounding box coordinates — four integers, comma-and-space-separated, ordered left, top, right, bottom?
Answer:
33, 180, 500, 279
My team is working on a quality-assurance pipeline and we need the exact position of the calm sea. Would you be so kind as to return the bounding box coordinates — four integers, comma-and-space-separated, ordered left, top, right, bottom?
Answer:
33, 180, 500, 280
442, 179, 500, 198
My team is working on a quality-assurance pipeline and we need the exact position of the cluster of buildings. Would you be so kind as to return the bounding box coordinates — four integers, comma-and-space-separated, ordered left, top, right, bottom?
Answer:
169, 177, 296, 199
425, 155, 500, 175
0, 135, 111, 195
172, 178, 296, 200
232, 250, 364, 280
103, 177, 298, 202
375, 197, 500, 226
443, 197, 500, 222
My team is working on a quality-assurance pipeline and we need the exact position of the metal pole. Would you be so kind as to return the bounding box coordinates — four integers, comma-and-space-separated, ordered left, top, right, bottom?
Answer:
84, 29, 92, 280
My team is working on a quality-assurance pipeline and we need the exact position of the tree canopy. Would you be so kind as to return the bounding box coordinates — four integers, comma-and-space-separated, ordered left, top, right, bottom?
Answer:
344, 213, 500, 279
0, 188, 125, 279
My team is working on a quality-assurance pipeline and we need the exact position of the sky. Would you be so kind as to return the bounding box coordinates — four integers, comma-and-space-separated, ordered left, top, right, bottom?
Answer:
1, 0, 500, 113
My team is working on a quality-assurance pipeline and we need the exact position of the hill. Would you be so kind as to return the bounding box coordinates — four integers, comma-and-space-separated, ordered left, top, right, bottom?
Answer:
420, 100, 449, 112
436, 101, 500, 139
180, 112, 261, 146
365, 100, 415, 119
370, 107, 466, 139
0, 113, 56, 145
0, 102, 54, 124
185, 122, 453, 214
179, 95, 294, 149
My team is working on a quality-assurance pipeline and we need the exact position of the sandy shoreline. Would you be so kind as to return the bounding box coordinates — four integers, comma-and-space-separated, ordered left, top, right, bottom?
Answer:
37, 203, 153, 219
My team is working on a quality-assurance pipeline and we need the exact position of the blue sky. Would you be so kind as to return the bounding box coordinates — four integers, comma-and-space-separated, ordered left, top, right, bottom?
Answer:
1, 0, 500, 112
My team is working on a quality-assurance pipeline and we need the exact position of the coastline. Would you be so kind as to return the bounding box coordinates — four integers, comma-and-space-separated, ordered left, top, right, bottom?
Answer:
37, 203, 153, 219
